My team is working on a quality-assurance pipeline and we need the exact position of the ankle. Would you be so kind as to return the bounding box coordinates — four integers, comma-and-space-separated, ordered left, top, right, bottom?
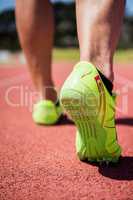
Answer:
80, 55, 114, 82
36, 80, 58, 103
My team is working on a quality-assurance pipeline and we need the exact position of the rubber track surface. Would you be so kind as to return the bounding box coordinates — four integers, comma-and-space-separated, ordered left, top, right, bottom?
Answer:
0, 63, 133, 200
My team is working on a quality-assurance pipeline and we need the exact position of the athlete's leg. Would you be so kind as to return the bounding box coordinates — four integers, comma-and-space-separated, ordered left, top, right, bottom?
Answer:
60, 0, 125, 161
76, 0, 125, 82
15, 0, 56, 102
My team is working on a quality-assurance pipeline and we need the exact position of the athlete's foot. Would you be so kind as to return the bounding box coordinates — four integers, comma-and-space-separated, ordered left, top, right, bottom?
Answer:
60, 61, 121, 163
32, 100, 62, 125
32, 86, 62, 125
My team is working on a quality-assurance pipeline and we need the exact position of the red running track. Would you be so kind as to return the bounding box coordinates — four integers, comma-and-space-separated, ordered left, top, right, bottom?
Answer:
0, 62, 133, 200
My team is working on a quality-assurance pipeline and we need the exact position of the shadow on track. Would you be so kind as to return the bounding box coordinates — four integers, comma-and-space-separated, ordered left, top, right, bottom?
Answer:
116, 117, 133, 126
57, 116, 133, 126
56, 114, 74, 126
56, 116, 133, 126
83, 157, 133, 180
98, 156, 133, 180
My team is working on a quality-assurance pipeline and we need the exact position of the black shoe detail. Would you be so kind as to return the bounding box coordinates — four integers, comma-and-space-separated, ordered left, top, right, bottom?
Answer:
97, 69, 113, 95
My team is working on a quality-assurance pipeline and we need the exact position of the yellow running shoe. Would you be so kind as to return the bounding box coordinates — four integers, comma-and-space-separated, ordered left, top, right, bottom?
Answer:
60, 61, 122, 163
32, 100, 62, 125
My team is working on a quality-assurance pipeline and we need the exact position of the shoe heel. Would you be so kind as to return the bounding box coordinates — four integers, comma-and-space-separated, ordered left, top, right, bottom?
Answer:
60, 88, 99, 122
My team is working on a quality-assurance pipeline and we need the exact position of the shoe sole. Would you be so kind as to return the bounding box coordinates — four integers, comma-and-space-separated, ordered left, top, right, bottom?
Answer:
60, 86, 120, 163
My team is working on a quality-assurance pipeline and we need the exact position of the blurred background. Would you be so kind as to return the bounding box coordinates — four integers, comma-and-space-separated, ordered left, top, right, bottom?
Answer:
0, 0, 133, 64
